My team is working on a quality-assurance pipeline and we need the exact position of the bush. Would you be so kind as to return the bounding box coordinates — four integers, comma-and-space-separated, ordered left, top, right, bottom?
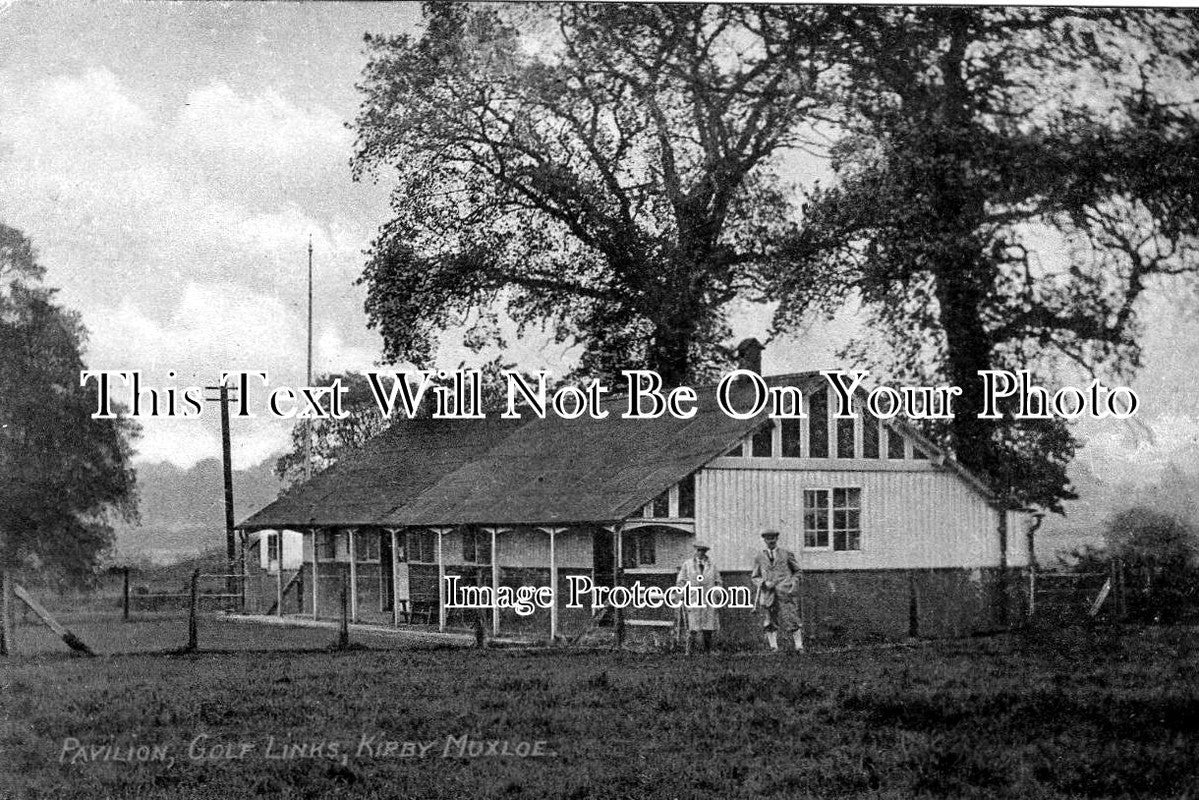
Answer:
1103, 507, 1199, 623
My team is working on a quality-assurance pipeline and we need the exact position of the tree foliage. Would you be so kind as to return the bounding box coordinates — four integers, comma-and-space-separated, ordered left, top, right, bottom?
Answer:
0, 224, 139, 577
353, 6, 1199, 512
769, 8, 1199, 511
352, 3, 843, 385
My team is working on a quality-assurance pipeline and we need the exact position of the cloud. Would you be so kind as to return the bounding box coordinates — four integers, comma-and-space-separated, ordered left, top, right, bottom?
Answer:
0, 67, 388, 469
28, 68, 150, 141
173, 81, 349, 165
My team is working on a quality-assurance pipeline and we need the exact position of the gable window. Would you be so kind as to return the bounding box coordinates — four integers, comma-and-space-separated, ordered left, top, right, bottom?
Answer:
622, 529, 656, 568
354, 529, 380, 562
862, 416, 880, 459
316, 530, 338, 561
677, 473, 696, 519
836, 416, 856, 459
406, 530, 436, 564
751, 422, 774, 457
886, 426, 906, 459
462, 527, 492, 564
781, 417, 802, 458
651, 491, 670, 518
803, 488, 862, 552
808, 389, 829, 458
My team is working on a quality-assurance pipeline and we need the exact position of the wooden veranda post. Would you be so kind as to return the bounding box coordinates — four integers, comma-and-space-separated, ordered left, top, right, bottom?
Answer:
614, 523, 624, 650
390, 529, 400, 627
276, 535, 284, 617
436, 528, 447, 632
311, 527, 319, 620
337, 567, 350, 650
490, 527, 500, 638
348, 528, 358, 623
548, 527, 559, 642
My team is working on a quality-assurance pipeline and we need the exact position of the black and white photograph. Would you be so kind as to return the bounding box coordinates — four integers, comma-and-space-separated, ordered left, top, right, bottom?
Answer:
2, 2, 1198, 798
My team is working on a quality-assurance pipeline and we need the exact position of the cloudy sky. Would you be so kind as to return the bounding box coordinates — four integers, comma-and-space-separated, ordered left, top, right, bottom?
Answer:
2, 1, 1196, 497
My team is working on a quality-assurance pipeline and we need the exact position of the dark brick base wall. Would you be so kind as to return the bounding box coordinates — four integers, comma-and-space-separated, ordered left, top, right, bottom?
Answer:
624, 567, 1030, 649
265, 561, 1029, 647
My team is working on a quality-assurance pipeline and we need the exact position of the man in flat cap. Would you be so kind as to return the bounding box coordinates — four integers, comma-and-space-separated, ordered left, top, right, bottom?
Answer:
750, 529, 804, 652
676, 542, 721, 654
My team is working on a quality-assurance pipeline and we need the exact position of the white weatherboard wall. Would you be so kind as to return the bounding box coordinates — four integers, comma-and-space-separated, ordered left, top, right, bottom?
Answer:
493, 527, 592, 570
697, 465, 1016, 573
255, 529, 304, 572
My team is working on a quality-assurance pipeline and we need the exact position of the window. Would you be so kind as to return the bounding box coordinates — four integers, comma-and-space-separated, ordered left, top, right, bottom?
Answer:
808, 389, 828, 458
266, 532, 279, 563
832, 488, 862, 551
862, 416, 880, 459
781, 417, 802, 458
677, 473, 696, 519
837, 415, 856, 459
651, 491, 670, 518
803, 488, 862, 551
406, 530, 436, 563
751, 422, 774, 457
354, 529, 380, 562
462, 527, 492, 564
803, 490, 830, 548
316, 530, 337, 561
622, 530, 656, 568
887, 426, 906, 459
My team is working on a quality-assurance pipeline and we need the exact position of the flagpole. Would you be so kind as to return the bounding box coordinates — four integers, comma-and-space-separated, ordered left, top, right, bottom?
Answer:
305, 236, 313, 480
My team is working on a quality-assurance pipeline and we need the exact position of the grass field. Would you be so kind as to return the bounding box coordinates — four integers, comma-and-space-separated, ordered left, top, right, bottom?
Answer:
2, 615, 1198, 799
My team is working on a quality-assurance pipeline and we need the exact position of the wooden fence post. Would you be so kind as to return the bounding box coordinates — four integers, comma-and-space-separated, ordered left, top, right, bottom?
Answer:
0, 569, 12, 657
186, 568, 200, 652
123, 567, 131, 622
1027, 566, 1036, 621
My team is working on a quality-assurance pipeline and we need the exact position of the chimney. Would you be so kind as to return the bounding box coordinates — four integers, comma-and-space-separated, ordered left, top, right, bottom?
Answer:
734, 337, 764, 375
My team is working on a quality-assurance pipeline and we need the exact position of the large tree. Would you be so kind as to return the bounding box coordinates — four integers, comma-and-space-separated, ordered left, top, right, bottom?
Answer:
0, 224, 139, 641
352, 3, 843, 385
769, 8, 1199, 511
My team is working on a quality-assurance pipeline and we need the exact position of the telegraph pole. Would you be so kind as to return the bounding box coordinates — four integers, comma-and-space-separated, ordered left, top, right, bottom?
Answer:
305, 236, 313, 480
203, 383, 238, 603
219, 384, 236, 599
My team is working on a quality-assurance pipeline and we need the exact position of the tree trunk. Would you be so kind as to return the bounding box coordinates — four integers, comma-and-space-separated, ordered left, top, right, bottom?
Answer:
929, 17, 1003, 490
935, 257, 998, 475
648, 315, 696, 389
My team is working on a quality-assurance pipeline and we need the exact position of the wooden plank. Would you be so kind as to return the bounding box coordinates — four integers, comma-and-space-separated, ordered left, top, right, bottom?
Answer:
1089, 578, 1112, 617
265, 570, 302, 615
13, 584, 95, 656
